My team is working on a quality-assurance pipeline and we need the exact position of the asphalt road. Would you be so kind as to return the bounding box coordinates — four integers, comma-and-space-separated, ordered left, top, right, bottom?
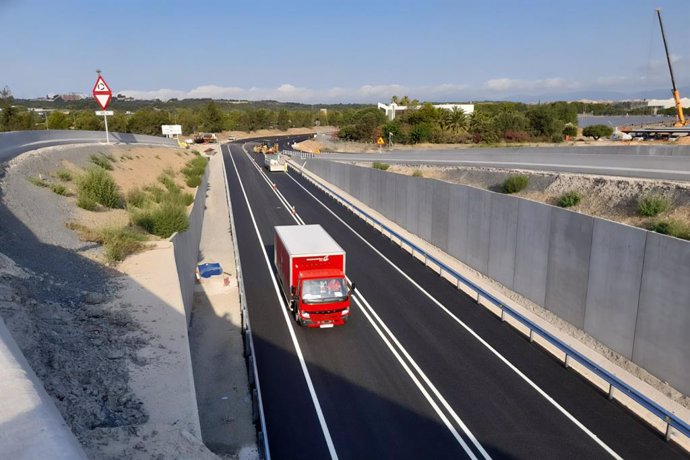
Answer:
319, 146, 690, 181
223, 140, 687, 459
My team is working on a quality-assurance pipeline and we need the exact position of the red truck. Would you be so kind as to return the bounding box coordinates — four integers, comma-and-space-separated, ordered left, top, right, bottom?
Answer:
274, 224, 353, 328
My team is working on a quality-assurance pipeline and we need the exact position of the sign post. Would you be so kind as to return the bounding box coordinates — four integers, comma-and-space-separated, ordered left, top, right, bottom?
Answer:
92, 73, 113, 144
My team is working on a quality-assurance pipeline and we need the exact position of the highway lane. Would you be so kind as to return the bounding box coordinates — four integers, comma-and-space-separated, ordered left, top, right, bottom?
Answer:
224, 143, 474, 459
319, 146, 690, 181
227, 142, 687, 459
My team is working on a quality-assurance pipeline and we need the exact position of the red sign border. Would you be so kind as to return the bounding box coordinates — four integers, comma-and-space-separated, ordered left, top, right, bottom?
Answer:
92, 76, 113, 110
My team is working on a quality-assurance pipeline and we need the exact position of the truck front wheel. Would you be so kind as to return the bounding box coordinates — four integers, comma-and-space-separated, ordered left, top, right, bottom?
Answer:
294, 309, 303, 326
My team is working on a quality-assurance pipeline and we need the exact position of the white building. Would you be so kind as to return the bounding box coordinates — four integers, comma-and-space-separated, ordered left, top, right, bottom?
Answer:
377, 102, 474, 121
646, 97, 690, 110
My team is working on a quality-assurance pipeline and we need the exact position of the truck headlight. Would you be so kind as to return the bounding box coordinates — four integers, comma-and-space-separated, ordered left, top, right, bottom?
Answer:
302, 311, 310, 318
341, 309, 349, 315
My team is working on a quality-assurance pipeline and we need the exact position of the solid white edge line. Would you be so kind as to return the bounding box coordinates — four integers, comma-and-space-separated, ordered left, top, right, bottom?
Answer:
220, 146, 271, 459
286, 167, 624, 460
228, 148, 339, 460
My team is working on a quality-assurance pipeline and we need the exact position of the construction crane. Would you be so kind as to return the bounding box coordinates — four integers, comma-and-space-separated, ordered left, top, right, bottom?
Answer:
656, 8, 686, 127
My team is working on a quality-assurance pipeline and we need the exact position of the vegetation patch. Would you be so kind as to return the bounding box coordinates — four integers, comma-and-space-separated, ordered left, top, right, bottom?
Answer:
50, 184, 68, 196
131, 203, 189, 238
372, 162, 390, 171
181, 156, 207, 188
67, 222, 149, 264
638, 193, 671, 217
89, 154, 114, 170
412, 170, 424, 177
55, 169, 73, 181
125, 187, 147, 208
77, 168, 122, 209
649, 220, 690, 240
557, 191, 582, 208
501, 174, 529, 194
28, 176, 49, 187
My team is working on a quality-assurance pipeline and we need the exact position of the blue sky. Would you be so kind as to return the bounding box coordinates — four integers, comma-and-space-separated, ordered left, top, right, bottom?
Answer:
2, 0, 689, 102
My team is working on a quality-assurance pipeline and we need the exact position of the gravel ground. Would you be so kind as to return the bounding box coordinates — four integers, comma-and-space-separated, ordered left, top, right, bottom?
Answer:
0, 145, 152, 446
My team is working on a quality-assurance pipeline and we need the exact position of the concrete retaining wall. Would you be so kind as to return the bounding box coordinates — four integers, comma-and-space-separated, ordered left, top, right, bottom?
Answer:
170, 168, 209, 324
304, 159, 690, 396
0, 318, 87, 459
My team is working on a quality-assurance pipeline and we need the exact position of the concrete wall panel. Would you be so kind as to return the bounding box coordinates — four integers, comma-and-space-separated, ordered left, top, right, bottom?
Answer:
418, 180, 433, 242
393, 174, 408, 227
487, 193, 519, 289
405, 178, 420, 235
544, 208, 594, 328
513, 200, 551, 306
382, 172, 397, 221
584, 220, 646, 359
465, 187, 492, 274
447, 185, 469, 262
430, 181, 451, 249
634, 233, 690, 396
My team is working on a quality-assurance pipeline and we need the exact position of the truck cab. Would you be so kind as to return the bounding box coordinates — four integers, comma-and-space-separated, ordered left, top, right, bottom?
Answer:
293, 269, 350, 327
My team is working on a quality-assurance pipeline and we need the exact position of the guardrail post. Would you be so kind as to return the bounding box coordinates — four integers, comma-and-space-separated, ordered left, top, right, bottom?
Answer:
665, 421, 672, 441
439, 267, 443, 277
529, 329, 534, 343
476, 292, 482, 304
564, 354, 570, 369
500, 306, 506, 322
424, 255, 428, 266
608, 384, 615, 400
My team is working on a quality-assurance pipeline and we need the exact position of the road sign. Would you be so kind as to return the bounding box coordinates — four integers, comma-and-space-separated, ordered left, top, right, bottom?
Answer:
95, 110, 114, 116
92, 75, 112, 110
377, 137, 385, 145
162, 124, 182, 135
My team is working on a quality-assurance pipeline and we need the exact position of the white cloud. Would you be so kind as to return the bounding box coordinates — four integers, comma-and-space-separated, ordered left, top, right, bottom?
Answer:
119, 82, 478, 103
485, 77, 577, 93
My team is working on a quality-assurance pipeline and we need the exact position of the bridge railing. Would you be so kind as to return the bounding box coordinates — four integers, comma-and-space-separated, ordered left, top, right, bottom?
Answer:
290, 159, 690, 445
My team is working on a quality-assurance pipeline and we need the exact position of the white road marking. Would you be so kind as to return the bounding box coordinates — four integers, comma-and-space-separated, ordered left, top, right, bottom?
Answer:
286, 168, 624, 460
227, 147, 339, 460
243, 148, 489, 458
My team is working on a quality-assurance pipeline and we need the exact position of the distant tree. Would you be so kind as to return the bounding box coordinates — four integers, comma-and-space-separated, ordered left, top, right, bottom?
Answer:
108, 113, 129, 133
73, 111, 102, 131
582, 124, 613, 140
526, 106, 563, 138
47, 111, 71, 129
440, 107, 467, 134
126, 108, 167, 135
391, 95, 399, 104
0, 86, 12, 101
277, 109, 290, 130
199, 101, 224, 132
469, 111, 500, 144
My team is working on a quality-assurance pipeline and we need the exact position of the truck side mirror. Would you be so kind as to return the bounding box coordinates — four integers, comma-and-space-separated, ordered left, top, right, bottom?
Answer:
350, 282, 356, 293
291, 286, 296, 295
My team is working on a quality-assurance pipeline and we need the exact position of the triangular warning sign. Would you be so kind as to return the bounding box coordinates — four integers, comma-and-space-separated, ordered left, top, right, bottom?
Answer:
95, 93, 112, 110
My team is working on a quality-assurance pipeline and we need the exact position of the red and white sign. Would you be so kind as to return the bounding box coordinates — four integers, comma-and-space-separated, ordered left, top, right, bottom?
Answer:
92, 75, 112, 110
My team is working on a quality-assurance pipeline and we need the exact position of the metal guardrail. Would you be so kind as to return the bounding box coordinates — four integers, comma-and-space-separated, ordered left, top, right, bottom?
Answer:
282, 149, 316, 159
221, 147, 271, 459
290, 160, 690, 444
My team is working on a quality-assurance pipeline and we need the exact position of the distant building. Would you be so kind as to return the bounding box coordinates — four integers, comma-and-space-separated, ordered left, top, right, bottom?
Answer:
647, 97, 690, 110
377, 102, 474, 120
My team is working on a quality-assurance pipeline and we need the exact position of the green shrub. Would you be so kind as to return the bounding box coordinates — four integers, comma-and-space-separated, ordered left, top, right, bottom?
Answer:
501, 175, 529, 194
557, 191, 582, 208
649, 220, 690, 240
582, 124, 614, 140
55, 169, 73, 181
186, 176, 201, 188
372, 162, 390, 170
562, 125, 578, 137
89, 154, 114, 170
51, 184, 67, 196
143, 185, 166, 203
158, 174, 178, 192
100, 227, 148, 263
76, 192, 98, 211
412, 170, 423, 177
28, 176, 49, 187
126, 187, 147, 208
132, 203, 188, 238
638, 194, 671, 217
77, 168, 121, 208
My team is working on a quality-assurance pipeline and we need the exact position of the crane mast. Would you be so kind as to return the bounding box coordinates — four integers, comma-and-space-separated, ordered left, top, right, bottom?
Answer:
656, 8, 686, 126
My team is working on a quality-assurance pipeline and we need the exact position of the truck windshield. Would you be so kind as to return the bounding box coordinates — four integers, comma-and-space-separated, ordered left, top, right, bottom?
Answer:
301, 278, 347, 304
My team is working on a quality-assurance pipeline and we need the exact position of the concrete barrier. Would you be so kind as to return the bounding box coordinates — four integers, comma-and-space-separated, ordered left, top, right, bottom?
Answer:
170, 167, 210, 324
303, 159, 690, 396
0, 318, 87, 459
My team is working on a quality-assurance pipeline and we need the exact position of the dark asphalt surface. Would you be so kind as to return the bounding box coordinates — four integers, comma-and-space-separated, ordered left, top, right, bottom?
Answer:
224, 140, 688, 459
319, 146, 690, 181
